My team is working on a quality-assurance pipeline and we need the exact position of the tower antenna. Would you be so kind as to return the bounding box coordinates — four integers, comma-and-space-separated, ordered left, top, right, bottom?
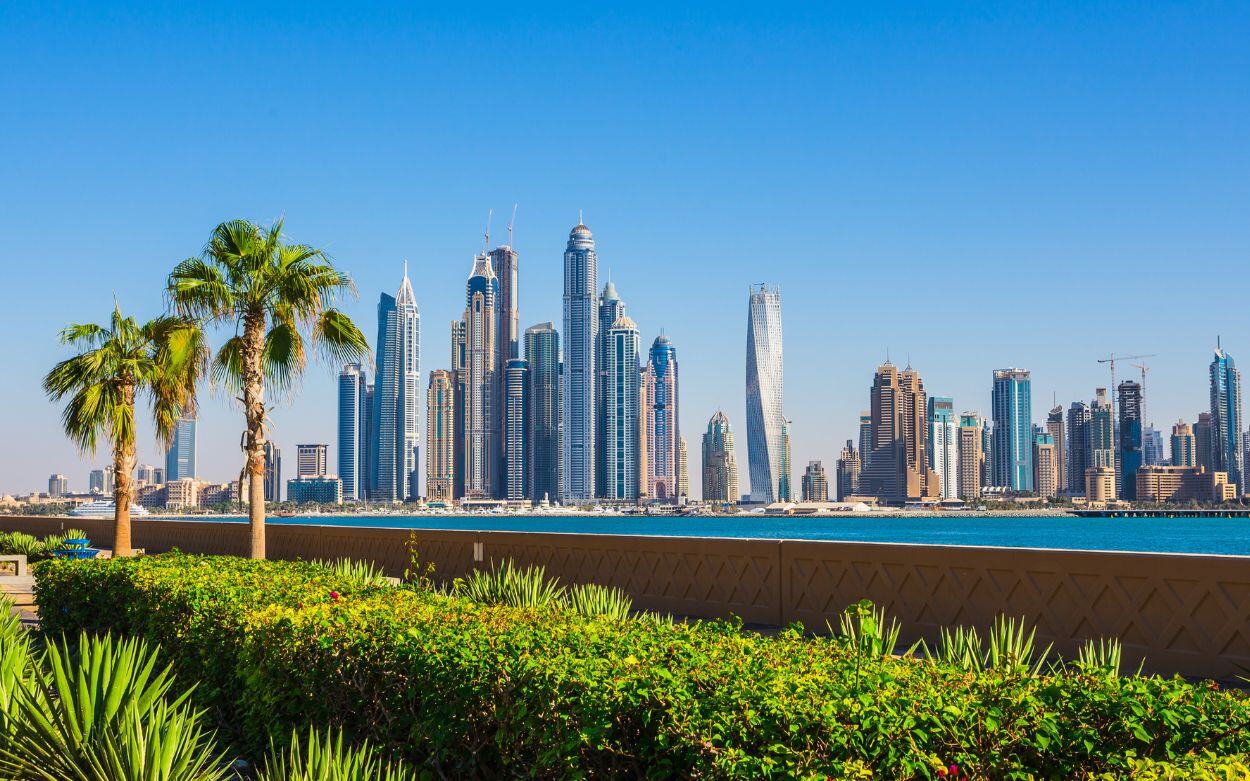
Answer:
507, 203, 517, 247
484, 209, 493, 251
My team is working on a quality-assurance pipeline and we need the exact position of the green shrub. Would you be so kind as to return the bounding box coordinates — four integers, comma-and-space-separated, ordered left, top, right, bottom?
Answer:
34, 555, 1250, 779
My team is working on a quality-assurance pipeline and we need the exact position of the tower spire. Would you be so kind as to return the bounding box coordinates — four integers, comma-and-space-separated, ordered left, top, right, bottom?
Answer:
484, 208, 493, 251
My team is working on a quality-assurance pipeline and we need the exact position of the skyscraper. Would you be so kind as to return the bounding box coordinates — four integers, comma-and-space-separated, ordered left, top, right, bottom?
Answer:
490, 243, 520, 494
459, 252, 499, 499
1117, 380, 1143, 500
296, 444, 328, 478
677, 436, 690, 500
643, 334, 680, 502
373, 266, 421, 502
957, 413, 983, 500
1143, 425, 1165, 466
263, 441, 281, 502
603, 314, 641, 501
858, 411, 873, 472
165, 415, 196, 482
595, 280, 625, 497
338, 364, 368, 500
562, 221, 597, 503
858, 363, 939, 503
1066, 401, 1092, 496
1171, 420, 1196, 467
504, 358, 529, 501
701, 410, 738, 504
779, 419, 793, 502
927, 396, 958, 499
836, 440, 861, 501
1209, 343, 1244, 494
1046, 406, 1066, 494
991, 368, 1033, 492
801, 461, 829, 502
1194, 412, 1215, 471
48, 474, 68, 497
745, 284, 785, 503
1033, 431, 1057, 499
426, 370, 455, 503
1089, 389, 1115, 498
524, 323, 561, 504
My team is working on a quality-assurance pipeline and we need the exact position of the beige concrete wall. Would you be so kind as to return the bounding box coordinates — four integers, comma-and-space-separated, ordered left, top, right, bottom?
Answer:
5, 516, 1248, 679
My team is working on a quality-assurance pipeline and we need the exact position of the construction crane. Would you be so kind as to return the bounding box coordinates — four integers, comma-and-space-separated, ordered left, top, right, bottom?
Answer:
1131, 362, 1151, 428
507, 203, 517, 247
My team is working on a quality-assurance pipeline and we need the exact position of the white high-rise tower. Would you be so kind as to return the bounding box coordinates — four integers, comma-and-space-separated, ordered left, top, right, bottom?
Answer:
745, 284, 784, 504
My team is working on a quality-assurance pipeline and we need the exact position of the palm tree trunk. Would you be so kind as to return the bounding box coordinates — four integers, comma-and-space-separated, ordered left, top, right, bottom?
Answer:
242, 311, 268, 559
113, 383, 137, 557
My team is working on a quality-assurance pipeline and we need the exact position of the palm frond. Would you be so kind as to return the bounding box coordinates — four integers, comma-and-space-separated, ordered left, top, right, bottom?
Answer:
56, 322, 109, 350
210, 335, 246, 395
313, 309, 370, 367
263, 320, 306, 394
167, 256, 234, 321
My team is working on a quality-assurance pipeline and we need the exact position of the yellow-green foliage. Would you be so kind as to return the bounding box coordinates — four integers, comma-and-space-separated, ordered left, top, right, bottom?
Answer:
34, 554, 1250, 780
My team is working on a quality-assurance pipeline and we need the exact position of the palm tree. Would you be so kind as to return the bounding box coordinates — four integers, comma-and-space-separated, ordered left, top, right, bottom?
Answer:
43, 306, 206, 556
168, 219, 369, 558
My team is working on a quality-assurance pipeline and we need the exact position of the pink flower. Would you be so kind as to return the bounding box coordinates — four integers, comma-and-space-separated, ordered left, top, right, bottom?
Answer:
330, 591, 340, 601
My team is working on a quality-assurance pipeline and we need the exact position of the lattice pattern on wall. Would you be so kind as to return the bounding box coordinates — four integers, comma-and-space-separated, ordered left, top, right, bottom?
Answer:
781, 541, 1250, 679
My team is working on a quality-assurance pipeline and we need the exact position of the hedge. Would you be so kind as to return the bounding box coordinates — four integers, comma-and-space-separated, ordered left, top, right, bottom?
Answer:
34, 554, 1250, 779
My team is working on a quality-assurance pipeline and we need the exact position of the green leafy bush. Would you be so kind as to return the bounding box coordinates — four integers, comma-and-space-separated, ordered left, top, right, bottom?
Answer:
34, 555, 1250, 779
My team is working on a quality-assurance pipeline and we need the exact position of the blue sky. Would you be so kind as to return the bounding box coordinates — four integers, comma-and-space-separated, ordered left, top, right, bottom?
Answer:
1, 1, 1247, 495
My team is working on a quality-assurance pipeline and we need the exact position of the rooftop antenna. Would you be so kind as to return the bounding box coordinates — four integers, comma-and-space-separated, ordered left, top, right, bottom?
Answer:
403, 259, 408, 278
484, 209, 493, 251
507, 203, 517, 247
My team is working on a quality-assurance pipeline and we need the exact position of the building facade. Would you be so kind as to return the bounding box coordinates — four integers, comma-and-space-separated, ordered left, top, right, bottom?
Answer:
1066, 401, 1092, 496
524, 323, 561, 504
1033, 431, 1058, 499
504, 358, 529, 501
596, 280, 625, 498
927, 396, 958, 498
835, 440, 861, 500
1137, 465, 1236, 503
858, 363, 940, 503
1117, 380, 1143, 500
643, 334, 680, 502
745, 284, 785, 503
426, 370, 455, 503
373, 267, 421, 502
1171, 420, 1196, 467
701, 410, 739, 504
1209, 344, 1244, 494
287, 476, 344, 504
957, 413, 983, 500
459, 253, 499, 499
801, 461, 829, 502
296, 444, 328, 478
562, 221, 598, 502
603, 315, 641, 501
991, 368, 1033, 492
48, 474, 68, 497
263, 442, 281, 502
1046, 405, 1066, 493
337, 364, 368, 500
165, 415, 196, 482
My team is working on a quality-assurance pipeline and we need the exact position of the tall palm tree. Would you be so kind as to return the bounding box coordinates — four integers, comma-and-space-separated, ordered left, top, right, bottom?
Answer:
168, 219, 369, 558
43, 306, 206, 557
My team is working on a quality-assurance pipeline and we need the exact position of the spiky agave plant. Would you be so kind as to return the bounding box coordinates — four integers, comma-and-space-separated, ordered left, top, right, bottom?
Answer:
566, 583, 634, 620
459, 560, 566, 608
834, 600, 903, 659
0, 598, 37, 748
986, 616, 1052, 676
0, 632, 232, 781
256, 727, 416, 781
1076, 637, 1126, 677
936, 625, 986, 672
314, 558, 389, 587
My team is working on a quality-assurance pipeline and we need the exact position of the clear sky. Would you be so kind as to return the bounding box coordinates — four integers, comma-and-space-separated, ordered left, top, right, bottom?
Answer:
1, 1, 1247, 496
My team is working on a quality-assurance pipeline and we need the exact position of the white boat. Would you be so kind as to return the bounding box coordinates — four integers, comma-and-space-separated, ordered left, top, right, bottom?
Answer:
70, 500, 149, 518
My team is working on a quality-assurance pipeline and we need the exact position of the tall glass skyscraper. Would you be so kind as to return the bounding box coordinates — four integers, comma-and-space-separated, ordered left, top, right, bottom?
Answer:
425, 370, 455, 503
1117, 380, 1143, 500
504, 358, 529, 500
461, 253, 499, 499
562, 221, 597, 502
372, 266, 421, 502
337, 363, 368, 500
165, 415, 196, 481
745, 284, 784, 503
490, 244, 519, 496
644, 334, 680, 502
595, 280, 625, 497
525, 322, 561, 504
1209, 343, 1244, 493
604, 314, 641, 500
991, 368, 1033, 492
928, 396, 958, 499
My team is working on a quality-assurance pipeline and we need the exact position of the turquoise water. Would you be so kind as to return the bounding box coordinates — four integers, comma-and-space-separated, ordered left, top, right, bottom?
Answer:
189, 513, 1250, 556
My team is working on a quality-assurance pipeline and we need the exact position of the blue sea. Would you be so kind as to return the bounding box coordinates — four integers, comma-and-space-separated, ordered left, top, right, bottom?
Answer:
164, 513, 1250, 556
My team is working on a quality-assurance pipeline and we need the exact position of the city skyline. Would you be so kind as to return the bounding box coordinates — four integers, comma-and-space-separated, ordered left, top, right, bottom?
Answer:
5, 3, 1248, 497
